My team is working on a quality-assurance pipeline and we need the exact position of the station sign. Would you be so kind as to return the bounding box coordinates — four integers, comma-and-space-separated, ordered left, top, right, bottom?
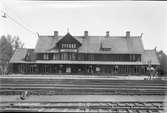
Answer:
60, 49, 77, 52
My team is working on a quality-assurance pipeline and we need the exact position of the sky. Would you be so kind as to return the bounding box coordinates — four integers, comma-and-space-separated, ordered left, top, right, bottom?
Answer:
0, 0, 167, 53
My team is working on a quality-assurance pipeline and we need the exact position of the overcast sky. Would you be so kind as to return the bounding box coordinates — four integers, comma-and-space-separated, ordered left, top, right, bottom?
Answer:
0, 0, 167, 53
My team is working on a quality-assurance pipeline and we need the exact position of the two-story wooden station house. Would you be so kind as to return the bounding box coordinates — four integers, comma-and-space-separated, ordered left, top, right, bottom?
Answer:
9, 31, 160, 75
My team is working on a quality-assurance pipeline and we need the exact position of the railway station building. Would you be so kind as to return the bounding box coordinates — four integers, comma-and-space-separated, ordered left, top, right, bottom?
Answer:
9, 31, 160, 75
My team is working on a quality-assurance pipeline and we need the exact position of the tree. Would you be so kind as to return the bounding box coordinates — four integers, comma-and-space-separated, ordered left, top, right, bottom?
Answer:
157, 50, 167, 76
0, 35, 24, 75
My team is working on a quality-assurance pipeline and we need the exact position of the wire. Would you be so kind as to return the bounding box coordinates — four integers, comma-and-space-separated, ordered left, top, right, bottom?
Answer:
1, 1, 37, 36
1, 1, 24, 23
1, 10, 37, 36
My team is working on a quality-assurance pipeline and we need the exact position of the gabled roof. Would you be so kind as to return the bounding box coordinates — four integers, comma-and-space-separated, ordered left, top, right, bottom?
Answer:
95, 36, 144, 53
57, 33, 82, 44
10, 48, 36, 63
10, 48, 27, 63
35, 36, 60, 53
35, 33, 82, 53
141, 49, 160, 65
35, 34, 144, 54
52, 33, 82, 50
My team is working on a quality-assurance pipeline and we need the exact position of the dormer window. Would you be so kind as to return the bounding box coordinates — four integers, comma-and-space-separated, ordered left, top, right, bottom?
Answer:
100, 41, 111, 51
25, 51, 31, 61
25, 54, 30, 61
61, 43, 77, 49
55, 33, 82, 50
101, 48, 111, 51
74, 44, 76, 48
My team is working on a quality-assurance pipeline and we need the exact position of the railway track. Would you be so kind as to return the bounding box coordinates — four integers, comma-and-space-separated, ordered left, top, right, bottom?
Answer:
0, 101, 165, 112
0, 78, 166, 95
0, 77, 166, 112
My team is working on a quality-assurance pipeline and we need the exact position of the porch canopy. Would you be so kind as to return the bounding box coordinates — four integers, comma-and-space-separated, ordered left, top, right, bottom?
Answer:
12, 60, 144, 65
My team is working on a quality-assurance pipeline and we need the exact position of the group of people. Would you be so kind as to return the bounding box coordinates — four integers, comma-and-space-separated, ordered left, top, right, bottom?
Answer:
146, 65, 159, 80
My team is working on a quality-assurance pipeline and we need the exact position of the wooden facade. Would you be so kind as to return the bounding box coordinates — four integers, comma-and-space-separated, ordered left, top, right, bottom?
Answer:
9, 31, 160, 75
36, 53, 141, 61
12, 63, 148, 75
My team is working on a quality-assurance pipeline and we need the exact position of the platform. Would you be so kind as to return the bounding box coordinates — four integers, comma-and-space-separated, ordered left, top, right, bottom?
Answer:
1, 74, 166, 80
0, 95, 166, 102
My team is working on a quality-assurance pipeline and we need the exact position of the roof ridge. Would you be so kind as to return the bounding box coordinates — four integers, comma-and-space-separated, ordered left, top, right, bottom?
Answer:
38, 35, 140, 38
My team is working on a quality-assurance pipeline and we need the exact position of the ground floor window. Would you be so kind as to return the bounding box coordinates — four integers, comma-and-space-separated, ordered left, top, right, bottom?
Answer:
18, 64, 25, 73
114, 65, 119, 73
13, 64, 148, 75
96, 67, 100, 72
66, 67, 71, 73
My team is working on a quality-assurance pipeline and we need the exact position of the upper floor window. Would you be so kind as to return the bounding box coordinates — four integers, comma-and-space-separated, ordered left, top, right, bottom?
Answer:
61, 44, 76, 49
43, 53, 49, 60
60, 53, 68, 60
101, 48, 111, 51
129, 54, 141, 61
53, 54, 60, 60
88, 54, 94, 61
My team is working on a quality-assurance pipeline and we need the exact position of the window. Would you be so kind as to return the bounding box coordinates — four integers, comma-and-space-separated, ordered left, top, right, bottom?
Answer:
61, 53, 68, 60
43, 53, 49, 60
78, 54, 84, 60
66, 67, 71, 73
53, 54, 60, 60
114, 65, 119, 73
62, 44, 64, 48
29, 64, 36, 73
71, 53, 76, 60
53, 54, 56, 60
137, 55, 141, 61
37, 53, 43, 60
101, 48, 111, 51
133, 55, 136, 61
61, 43, 77, 49
19, 64, 24, 73
134, 66, 138, 73
74, 44, 76, 48
88, 54, 94, 61
130, 54, 136, 61
96, 67, 100, 72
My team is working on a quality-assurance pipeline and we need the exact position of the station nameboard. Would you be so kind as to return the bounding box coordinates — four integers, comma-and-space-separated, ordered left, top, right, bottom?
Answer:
60, 49, 77, 52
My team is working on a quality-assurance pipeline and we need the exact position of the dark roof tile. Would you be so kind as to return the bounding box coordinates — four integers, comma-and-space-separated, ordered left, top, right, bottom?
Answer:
9, 48, 27, 63
35, 35, 144, 53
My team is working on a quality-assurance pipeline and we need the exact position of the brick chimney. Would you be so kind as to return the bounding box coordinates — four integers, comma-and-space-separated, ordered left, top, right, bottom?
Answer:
54, 31, 58, 37
106, 31, 110, 37
126, 31, 130, 38
84, 31, 88, 37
